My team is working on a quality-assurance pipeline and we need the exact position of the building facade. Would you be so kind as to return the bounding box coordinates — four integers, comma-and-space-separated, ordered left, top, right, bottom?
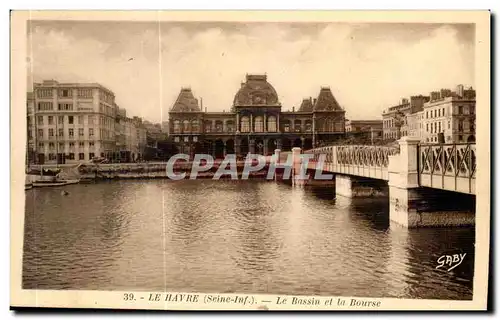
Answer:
382, 85, 476, 144
30, 80, 146, 164
382, 95, 429, 140
168, 74, 346, 158
421, 85, 476, 143
115, 108, 147, 162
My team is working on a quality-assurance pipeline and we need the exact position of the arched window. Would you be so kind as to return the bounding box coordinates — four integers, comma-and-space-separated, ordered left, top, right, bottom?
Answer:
191, 120, 199, 132
241, 116, 250, 133
254, 116, 264, 132
174, 120, 180, 133
267, 116, 277, 132
183, 120, 190, 132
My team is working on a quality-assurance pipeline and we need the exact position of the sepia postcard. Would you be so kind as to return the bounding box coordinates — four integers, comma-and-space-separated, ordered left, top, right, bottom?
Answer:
10, 10, 491, 311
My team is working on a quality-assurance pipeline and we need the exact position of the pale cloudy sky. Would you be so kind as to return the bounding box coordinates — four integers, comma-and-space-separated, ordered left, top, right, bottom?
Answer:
27, 21, 475, 123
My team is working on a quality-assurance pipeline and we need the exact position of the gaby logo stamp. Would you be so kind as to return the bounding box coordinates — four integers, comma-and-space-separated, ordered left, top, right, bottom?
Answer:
436, 253, 467, 272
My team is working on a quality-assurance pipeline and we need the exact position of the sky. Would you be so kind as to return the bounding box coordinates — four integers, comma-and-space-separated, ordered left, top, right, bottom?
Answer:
26, 20, 475, 123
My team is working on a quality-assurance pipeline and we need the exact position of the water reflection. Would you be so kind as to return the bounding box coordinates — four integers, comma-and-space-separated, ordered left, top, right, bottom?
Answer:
23, 180, 474, 299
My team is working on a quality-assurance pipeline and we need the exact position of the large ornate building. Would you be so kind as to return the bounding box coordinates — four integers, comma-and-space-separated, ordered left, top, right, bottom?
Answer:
168, 74, 346, 158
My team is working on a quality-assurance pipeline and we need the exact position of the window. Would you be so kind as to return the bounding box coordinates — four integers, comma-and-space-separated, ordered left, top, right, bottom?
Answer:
37, 102, 53, 111
78, 116, 84, 124
58, 103, 73, 111
226, 120, 234, 132
59, 89, 72, 98
458, 120, 464, 132
49, 154, 56, 160
69, 129, 74, 137
58, 116, 64, 124
48, 128, 54, 137
38, 129, 43, 138
184, 136, 189, 142
79, 142, 85, 148
438, 122, 441, 133
68, 116, 74, 124
89, 152, 95, 159
79, 153, 85, 160
49, 142, 55, 149
426, 123, 429, 132
174, 137, 180, 142
78, 89, 93, 98
458, 135, 463, 142
470, 106, 475, 114
28, 130, 32, 138
38, 142, 44, 148
438, 109, 440, 117
48, 116, 53, 125
426, 111, 428, 119
458, 106, 463, 115
294, 119, 302, 132
183, 120, 190, 132
89, 142, 95, 147
240, 116, 250, 133
68, 153, 75, 160
37, 88, 52, 98
69, 142, 75, 148
191, 120, 199, 132
79, 128, 84, 136
448, 121, 451, 129
88, 115, 94, 125
283, 120, 291, 132
59, 142, 64, 150
215, 121, 223, 132
254, 116, 264, 132
58, 128, 64, 137
37, 116, 44, 125
267, 116, 277, 132
442, 108, 445, 116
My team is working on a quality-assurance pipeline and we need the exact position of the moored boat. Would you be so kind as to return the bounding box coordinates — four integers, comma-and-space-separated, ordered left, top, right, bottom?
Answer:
32, 179, 80, 188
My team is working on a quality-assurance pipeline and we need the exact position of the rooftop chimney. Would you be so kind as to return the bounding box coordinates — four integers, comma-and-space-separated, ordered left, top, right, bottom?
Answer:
456, 84, 464, 98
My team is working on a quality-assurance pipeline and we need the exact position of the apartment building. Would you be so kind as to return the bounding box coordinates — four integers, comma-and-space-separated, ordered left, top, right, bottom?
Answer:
382, 95, 429, 140
30, 80, 146, 164
421, 85, 476, 143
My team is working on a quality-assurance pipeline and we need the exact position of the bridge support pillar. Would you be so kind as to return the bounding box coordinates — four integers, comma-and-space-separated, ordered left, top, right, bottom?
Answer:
335, 174, 387, 198
388, 137, 475, 228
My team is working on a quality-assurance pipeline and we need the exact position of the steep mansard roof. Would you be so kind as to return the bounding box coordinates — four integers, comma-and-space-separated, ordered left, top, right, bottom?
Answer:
313, 87, 343, 111
170, 88, 201, 112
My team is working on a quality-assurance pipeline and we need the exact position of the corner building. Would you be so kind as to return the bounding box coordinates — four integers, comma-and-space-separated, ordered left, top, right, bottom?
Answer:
169, 74, 346, 158
30, 80, 147, 164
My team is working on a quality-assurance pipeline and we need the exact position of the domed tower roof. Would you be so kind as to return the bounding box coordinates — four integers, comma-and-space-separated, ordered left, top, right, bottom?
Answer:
170, 88, 201, 112
314, 87, 343, 111
233, 74, 280, 107
298, 98, 314, 112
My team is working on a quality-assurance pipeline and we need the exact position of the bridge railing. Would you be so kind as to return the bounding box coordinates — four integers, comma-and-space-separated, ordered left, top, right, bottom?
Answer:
304, 144, 400, 168
418, 143, 476, 179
